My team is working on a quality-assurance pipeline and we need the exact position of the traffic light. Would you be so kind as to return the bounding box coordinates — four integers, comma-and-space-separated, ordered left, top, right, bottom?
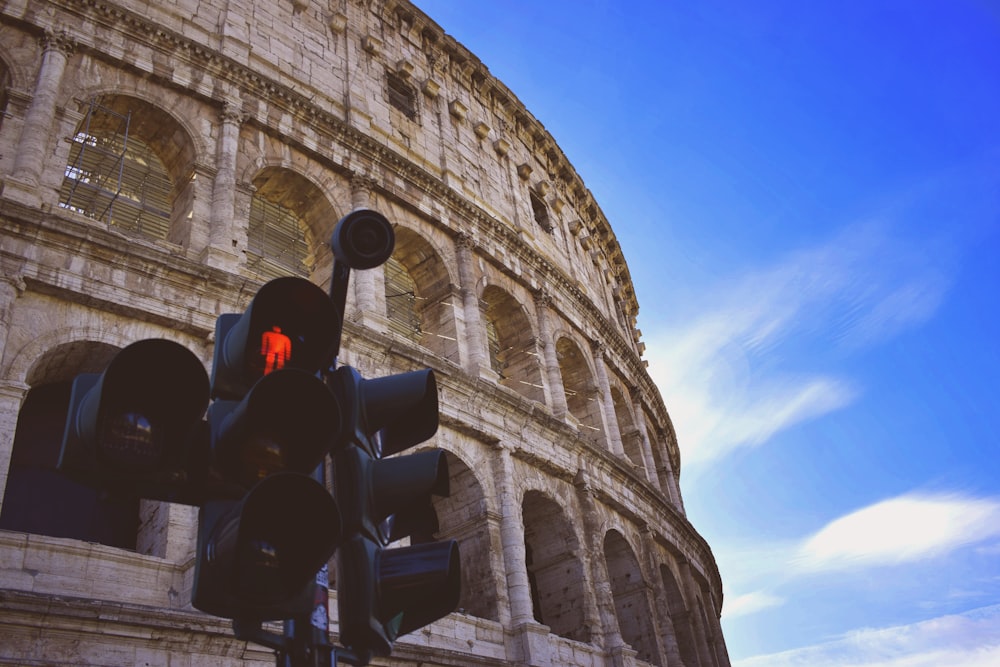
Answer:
58, 338, 211, 504
332, 365, 461, 664
192, 276, 344, 622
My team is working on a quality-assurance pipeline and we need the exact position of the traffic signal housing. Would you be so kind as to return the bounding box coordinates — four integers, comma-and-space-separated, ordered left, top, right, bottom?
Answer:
58, 338, 211, 504
192, 276, 344, 623
332, 365, 461, 663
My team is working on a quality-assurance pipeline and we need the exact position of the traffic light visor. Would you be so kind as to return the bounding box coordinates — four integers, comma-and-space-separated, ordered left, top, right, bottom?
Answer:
212, 277, 338, 399
330, 209, 395, 270
65, 339, 209, 474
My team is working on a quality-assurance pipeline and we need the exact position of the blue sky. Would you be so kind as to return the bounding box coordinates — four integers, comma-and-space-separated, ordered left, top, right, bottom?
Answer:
414, 1, 1000, 665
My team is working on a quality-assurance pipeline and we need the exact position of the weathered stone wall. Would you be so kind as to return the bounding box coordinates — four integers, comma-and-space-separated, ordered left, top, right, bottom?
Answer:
0, 1, 729, 665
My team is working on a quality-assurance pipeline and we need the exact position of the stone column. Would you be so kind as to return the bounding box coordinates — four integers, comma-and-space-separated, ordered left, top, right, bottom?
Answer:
573, 469, 623, 653
591, 342, 625, 457
630, 388, 661, 488
638, 524, 683, 667
348, 175, 381, 321
455, 233, 490, 376
533, 291, 568, 419
679, 559, 717, 667
203, 100, 245, 271
658, 428, 686, 513
7, 30, 75, 204
491, 445, 534, 627
0, 380, 30, 515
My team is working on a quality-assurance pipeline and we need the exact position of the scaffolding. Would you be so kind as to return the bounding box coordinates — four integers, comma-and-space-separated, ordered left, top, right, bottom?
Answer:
59, 98, 172, 240
246, 194, 311, 281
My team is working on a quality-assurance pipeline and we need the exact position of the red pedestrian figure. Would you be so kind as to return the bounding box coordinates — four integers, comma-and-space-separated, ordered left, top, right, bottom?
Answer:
261, 325, 292, 375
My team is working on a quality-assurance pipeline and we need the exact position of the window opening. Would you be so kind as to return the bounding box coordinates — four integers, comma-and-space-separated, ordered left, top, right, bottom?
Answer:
530, 191, 552, 232
387, 73, 417, 120
59, 99, 172, 240
384, 256, 422, 342
247, 194, 311, 280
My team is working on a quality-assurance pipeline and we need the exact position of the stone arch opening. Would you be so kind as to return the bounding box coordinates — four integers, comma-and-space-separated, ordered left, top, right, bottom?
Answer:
612, 386, 646, 474
522, 490, 590, 643
555, 337, 604, 440
58, 95, 196, 244
604, 530, 657, 664
248, 167, 336, 281
482, 285, 544, 403
385, 227, 459, 364
0, 341, 139, 550
660, 563, 700, 667
430, 451, 499, 621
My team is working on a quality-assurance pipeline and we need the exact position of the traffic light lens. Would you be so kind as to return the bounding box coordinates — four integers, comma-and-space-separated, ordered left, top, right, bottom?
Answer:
239, 436, 287, 484
260, 326, 292, 375
99, 410, 161, 470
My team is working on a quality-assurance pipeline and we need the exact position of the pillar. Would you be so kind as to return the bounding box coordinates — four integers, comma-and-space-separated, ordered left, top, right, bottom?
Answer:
455, 233, 490, 376
533, 290, 568, 419
591, 342, 625, 458
6, 30, 75, 204
203, 100, 245, 271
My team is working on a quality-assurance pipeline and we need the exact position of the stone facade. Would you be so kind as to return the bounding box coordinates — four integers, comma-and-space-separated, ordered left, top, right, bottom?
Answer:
0, 1, 730, 665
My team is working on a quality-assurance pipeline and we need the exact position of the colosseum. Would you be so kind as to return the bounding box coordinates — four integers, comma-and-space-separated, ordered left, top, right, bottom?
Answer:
0, 1, 730, 665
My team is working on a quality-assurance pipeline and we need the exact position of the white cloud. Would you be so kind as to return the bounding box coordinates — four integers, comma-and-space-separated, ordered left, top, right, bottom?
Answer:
793, 493, 1000, 573
733, 604, 1000, 667
644, 221, 953, 468
722, 590, 785, 619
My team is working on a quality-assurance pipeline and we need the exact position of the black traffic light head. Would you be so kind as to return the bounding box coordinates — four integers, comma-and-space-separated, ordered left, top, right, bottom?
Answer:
208, 368, 340, 491
333, 366, 438, 458
193, 472, 341, 621
338, 536, 460, 659
332, 364, 461, 663
330, 209, 395, 270
59, 339, 210, 501
211, 277, 339, 400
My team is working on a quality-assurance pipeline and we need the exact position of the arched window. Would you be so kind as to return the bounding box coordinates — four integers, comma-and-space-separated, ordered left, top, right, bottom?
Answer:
556, 337, 604, 440
0, 382, 138, 549
430, 452, 499, 621
58, 96, 194, 243
604, 531, 657, 664
247, 168, 327, 281
522, 490, 590, 642
482, 286, 545, 403
384, 228, 460, 363
384, 255, 422, 342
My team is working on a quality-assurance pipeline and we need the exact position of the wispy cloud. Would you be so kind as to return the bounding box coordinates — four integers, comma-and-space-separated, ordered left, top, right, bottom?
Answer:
723, 590, 786, 619
644, 220, 954, 467
733, 604, 1000, 667
793, 492, 1000, 573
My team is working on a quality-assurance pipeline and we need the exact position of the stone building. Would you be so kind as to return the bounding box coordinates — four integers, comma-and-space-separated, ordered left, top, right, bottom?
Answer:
0, 0, 730, 665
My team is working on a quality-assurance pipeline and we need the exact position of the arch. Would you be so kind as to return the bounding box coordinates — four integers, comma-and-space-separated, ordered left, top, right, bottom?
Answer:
57, 94, 197, 245
430, 450, 499, 621
521, 490, 590, 643
246, 166, 338, 281
660, 563, 701, 667
612, 385, 646, 473
604, 530, 658, 664
555, 336, 604, 440
0, 341, 139, 550
385, 227, 460, 364
481, 285, 544, 403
